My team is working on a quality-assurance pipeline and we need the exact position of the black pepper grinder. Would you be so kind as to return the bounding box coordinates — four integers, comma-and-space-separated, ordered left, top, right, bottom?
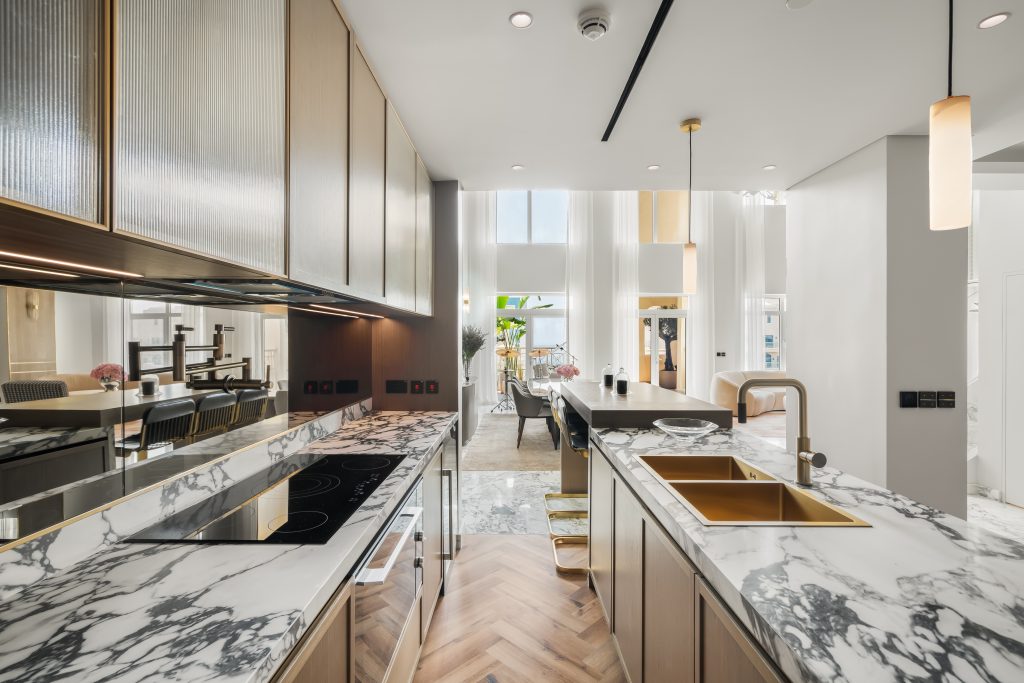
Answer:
615, 367, 629, 396
602, 363, 614, 389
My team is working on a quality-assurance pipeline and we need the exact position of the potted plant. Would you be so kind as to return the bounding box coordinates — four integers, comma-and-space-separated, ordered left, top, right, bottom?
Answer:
462, 325, 486, 384
91, 363, 125, 392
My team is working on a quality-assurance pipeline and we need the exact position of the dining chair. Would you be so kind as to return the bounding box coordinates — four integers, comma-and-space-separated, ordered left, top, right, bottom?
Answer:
510, 381, 558, 450
189, 392, 238, 442
233, 389, 270, 427
118, 398, 197, 460
1, 380, 69, 404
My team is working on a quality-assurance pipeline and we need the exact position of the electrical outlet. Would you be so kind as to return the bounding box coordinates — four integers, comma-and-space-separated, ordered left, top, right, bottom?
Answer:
426, 380, 439, 394
303, 380, 318, 395
386, 380, 408, 394
410, 380, 425, 395
319, 380, 333, 394
336, 379, 359, 394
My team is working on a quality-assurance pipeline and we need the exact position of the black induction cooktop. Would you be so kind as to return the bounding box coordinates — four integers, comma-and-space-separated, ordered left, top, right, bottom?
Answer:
126, 453, 405, 544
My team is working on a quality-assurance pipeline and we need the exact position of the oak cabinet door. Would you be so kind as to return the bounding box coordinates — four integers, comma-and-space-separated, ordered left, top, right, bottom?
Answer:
695, 578, 784, 683
589, 446, 614, 625
274, 582, 351, 682
348, 44, 386, 299
644, 517, 696, 683
613, 474, 644, 683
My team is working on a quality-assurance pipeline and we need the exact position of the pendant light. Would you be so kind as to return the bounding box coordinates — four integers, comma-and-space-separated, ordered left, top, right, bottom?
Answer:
929, 0, 972, 231
680, 118, 701, 294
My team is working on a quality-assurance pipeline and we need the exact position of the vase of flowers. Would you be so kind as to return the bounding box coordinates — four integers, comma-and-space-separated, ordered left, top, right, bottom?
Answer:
462, 325, 486, 384
555, 363, 581, 382
91, 363, 125, 392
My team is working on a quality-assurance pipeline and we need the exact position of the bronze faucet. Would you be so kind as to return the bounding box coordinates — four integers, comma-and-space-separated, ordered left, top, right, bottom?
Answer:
737, 377, 827, 487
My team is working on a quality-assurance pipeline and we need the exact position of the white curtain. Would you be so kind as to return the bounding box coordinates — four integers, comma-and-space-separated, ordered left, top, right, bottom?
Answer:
687, 191, 715, 400
462, 191, 498, 404
739, 192, 767, 370
566, 191, 594, 378
612, 192, 639, 379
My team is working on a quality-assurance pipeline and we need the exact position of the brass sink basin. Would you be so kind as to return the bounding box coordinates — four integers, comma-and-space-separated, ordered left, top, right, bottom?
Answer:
668, 481, 869, 527
638, 455, 775, 482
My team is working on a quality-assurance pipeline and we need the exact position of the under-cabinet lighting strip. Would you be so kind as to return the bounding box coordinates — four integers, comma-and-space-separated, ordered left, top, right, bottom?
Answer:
0, 250, 143, 278
291, 306, 358, 319
0, 263, 80, 278
309, 304, 384, 319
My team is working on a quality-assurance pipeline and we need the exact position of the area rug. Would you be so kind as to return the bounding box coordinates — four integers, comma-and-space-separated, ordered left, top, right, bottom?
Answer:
462, 412, 560, 471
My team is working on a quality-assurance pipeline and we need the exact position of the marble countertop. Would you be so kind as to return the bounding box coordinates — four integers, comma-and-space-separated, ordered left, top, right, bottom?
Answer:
592, 426, 1024, 683
0, 425, 110, 463
0, 411, 457, 683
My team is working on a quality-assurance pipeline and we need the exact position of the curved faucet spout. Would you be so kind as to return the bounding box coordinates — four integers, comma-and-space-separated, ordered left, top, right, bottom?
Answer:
736, 377, 821, 486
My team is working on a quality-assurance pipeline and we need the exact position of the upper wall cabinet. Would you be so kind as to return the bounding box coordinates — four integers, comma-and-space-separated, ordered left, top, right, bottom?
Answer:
415, 156, 433, 315
114, 0, 286, 275
385, 105, 417, 311
288, 0, 349, 292
348, 45, 386, 300
1, 0, 102, 222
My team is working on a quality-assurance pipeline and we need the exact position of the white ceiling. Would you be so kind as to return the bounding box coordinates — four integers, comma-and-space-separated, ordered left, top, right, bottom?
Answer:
337, 0, 1024, 191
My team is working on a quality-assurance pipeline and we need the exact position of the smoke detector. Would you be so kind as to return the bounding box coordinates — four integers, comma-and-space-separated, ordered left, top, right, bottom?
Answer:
578, 10, 610, 41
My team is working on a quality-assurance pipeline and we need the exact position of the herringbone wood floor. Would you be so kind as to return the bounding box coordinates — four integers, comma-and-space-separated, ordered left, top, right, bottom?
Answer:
413, 535, 627, 683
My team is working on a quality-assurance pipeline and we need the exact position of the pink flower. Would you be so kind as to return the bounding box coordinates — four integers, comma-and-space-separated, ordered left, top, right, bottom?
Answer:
555, 364, 580, 379
90, 363, 125, 382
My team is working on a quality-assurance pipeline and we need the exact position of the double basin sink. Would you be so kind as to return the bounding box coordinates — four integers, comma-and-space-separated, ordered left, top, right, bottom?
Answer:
637, 455, 868, 527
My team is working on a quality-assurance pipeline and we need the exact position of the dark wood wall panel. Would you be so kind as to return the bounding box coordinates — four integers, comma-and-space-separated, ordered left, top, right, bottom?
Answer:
288, 313, 373, 412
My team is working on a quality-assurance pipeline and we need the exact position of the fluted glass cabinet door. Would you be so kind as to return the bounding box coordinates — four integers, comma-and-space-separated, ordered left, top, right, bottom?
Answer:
115, 0, 286, 275
1, 0, 101, 221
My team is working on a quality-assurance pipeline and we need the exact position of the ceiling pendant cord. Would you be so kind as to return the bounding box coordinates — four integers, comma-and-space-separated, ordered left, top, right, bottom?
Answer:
688, 128, 693, 243
947, 0, 954, 98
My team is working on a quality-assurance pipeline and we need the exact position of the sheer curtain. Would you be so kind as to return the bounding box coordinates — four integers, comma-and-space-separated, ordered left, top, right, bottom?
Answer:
739, 192, 766, 370
566, 191, 594, 378
462, 191, 498, 404
687, 191, 715, 400
612, 191, 639, 378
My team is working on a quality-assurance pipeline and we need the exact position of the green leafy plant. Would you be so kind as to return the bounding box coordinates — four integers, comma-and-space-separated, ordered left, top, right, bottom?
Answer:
495, 295, 552, 375
462, 325, 486, 382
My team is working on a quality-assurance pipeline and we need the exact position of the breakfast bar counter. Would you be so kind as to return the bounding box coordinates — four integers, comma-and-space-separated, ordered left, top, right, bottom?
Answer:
559, 380, 732, 429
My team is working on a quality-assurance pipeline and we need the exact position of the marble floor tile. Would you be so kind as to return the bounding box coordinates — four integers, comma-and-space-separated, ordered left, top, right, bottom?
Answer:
461, 470, 560, 534
968, 493, 1024, 540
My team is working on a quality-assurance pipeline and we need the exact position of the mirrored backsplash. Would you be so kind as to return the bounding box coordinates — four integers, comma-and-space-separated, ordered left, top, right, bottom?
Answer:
0, 280, 307, 545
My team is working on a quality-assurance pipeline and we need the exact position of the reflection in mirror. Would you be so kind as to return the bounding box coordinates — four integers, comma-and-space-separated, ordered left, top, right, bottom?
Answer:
0, 278, 301, 546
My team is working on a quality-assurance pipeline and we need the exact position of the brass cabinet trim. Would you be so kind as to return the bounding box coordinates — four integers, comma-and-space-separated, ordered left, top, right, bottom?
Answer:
272, 579, 353, 683
695, 577, 786, 683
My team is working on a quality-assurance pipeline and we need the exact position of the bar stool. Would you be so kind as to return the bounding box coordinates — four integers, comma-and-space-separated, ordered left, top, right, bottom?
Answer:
117, 398, 197, 462
233, 389, 269, 427
189, 392, 237, 442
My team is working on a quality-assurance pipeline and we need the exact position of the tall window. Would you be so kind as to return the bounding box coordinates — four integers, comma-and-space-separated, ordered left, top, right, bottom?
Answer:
638, 190, 689, 244
638, 296, 687, 392
128, 301, 183, 367
495, 294, 567, 388
496, 190, 568, 244
763, 295, 785, 370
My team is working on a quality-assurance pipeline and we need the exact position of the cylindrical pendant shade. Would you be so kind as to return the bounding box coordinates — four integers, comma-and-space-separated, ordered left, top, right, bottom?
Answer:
929, 95, 972, 231
683, 242, 698, 294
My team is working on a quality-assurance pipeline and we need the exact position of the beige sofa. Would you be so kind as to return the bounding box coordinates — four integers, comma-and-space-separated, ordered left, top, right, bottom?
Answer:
710, 370, 787, 417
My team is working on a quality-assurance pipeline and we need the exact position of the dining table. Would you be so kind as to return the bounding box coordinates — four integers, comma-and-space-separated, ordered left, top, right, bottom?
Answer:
0, 384, 227, 428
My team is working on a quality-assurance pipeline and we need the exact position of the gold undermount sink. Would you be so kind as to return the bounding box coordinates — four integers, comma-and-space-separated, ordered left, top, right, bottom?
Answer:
639, 454, 869, 527
638, 455, 775, 482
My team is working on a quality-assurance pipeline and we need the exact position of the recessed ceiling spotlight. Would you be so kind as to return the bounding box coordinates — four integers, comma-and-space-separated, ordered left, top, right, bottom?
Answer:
978, 12, 1010, 29
647, 164, 661, 171
763, 164, 777, 171
509, 11, 533, 29
511, 164, 524, 171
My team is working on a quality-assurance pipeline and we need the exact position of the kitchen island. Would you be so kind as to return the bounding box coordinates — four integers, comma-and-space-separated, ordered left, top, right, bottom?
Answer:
589, 425, 1024, 682
0, 411, 457, 683
560, 380, 732, 430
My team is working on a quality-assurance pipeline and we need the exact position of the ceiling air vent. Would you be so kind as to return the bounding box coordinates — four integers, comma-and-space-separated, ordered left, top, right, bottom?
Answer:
578, 10, 610, 41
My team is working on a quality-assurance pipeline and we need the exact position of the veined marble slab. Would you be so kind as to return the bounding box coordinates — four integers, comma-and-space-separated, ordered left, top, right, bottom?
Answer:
0, 400, 371, 601
0, 410, 456, 683
0, 425, 110, 463
592, 426, 1024, 683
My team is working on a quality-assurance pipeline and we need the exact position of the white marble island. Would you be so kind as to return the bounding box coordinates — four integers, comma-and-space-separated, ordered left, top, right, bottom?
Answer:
591, 425, 1024, 682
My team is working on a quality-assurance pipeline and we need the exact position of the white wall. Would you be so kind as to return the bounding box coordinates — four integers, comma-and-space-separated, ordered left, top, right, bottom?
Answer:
712, 192, 742, 373
764, 204, 787, 295
54, 291, 104, 372
787, 137, 967, 517
496, 244, 566, 293
975, 190, 1024, 497
591, 192, 616, 374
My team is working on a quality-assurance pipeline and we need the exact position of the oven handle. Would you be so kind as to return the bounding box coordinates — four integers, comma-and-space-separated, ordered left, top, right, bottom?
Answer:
354, 507, 423, 586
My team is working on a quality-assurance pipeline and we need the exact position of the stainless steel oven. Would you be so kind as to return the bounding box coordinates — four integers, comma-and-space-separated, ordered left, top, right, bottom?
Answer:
353, 482, 423, 683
